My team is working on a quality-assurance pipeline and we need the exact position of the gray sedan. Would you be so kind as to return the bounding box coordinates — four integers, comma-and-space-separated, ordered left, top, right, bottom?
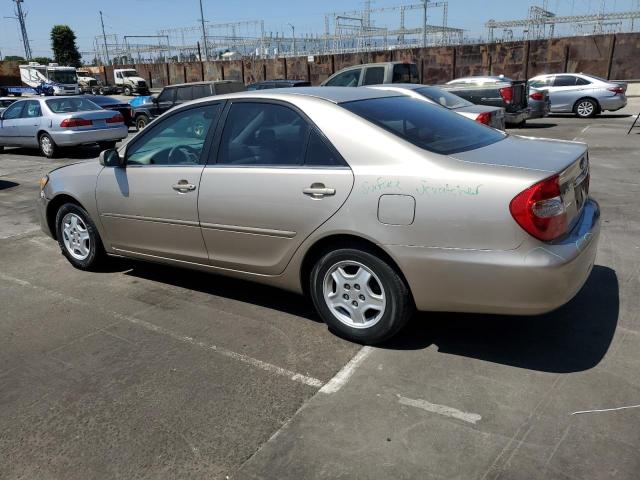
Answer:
36, 87, 599, 344
0, 96, 128, 158
529, 73, 627, 118
368, 84, 506, 130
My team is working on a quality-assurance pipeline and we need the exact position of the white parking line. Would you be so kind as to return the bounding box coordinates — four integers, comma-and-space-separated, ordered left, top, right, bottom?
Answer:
397, 394, 482, 424
0, 271, 324, 389
319, 346, 373, 394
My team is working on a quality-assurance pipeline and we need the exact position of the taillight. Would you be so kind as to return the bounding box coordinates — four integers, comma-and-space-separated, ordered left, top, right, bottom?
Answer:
107, 114, 124, 124
499, 86, 513, 104
509, 174, 567, 242
60, 118, 92, 128
529, 91, 544, 101
607, 86, 624, 94
475, 112, 492, 125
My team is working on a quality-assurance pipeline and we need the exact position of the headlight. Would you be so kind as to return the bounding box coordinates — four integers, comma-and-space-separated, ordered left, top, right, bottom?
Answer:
39, 175, 49, 191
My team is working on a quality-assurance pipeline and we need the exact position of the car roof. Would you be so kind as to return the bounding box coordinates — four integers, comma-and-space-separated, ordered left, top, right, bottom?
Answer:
367, 83, 432, 90
184, 86, 403, 106
167, 80, 242, 88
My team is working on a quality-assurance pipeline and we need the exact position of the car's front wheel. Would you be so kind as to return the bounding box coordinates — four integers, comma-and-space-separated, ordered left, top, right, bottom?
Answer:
574, 98, 598, 118
39, 133, 57, 158
123, 86, 132, 96
55, 203, 105, 270
310, 248, 413, 344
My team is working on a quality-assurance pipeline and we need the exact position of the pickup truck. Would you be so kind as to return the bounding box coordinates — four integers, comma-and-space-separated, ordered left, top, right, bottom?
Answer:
441, 76, 530, 126
132, 80, 245, 130
321, 61, 419, 87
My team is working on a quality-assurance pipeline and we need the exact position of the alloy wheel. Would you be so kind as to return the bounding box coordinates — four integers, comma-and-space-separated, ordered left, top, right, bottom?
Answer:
40, 135, 53, 156
577, 101, 595, 117
61, 213, 91, 261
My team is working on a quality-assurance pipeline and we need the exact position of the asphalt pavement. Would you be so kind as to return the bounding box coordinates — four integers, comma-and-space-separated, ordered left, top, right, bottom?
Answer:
1, 100, 639, 479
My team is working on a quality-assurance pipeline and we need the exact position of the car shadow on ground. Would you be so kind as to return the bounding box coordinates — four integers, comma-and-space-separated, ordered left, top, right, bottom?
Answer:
383, 265, 619, 373
549, 113, 633, 119
122, 260, 321, 322
508, 122, 558, 129
0, 180, 19, 190
2, 146, 100, 160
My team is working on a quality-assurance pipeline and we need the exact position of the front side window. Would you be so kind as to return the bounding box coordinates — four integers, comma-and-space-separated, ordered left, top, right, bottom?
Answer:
553, 75, 577, 87
326, 69, 362, 87
50, 70, 77, 84
218, 102, 309, 166
343, 96, 505, 155
415, 86, 473, 109
157, 88, 175, 103
45, 98, 100, 113
21, 101, 42, 118
363, 67, 385, 86
126, 105, 221, 166
176, 86, 193, 102
2, 101, 24, 120
392, 64, 419, 83
529, 77, 553, 88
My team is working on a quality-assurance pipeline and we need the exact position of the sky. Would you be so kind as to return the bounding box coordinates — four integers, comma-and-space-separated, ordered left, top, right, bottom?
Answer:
1, 0, 639, 59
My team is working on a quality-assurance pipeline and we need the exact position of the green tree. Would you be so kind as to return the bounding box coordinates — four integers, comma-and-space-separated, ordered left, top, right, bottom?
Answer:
50, 25, 81, 67
3, 55, 25, 62
33, 56, 53, 64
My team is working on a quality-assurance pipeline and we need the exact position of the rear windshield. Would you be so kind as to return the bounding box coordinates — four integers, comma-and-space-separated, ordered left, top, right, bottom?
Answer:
392, 64, 419, 83
46, 98, 101, 113
415, 86, 473, 109
342, 96, 505, 155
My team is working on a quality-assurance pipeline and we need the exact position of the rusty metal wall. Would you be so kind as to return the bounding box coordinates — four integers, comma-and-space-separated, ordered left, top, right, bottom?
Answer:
308, 55, 334, 85
610, 33, 640, 80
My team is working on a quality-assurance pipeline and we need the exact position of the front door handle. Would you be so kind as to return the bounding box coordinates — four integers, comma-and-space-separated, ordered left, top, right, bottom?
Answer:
303, 183, 336, 198
172, 180, 196, 192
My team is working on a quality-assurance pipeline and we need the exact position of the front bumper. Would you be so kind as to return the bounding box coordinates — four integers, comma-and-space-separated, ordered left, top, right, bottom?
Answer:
49, 125, 128, 146
387, 199, 600, 315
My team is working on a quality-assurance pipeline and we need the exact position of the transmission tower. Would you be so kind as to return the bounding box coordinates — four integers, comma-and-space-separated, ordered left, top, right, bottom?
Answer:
13, 0, 32, 60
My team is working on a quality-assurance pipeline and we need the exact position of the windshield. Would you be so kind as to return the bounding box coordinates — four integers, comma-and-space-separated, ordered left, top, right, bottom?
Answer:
50, 70, 77, 84
415, 87, 473, 109
46, 98, 101, 113
342, 96, 505, 155
121, 71, 139, 77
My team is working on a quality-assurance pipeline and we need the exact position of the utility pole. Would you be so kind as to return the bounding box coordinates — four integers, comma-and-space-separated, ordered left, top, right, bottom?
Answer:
422, 0, 428, 47
199, 0, 209, 61
288, 23, 296, 56
99, 11, 111, 65
13, 0, 32, 60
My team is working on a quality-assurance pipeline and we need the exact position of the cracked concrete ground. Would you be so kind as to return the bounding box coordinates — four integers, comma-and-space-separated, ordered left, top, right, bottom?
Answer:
1, 99, 639, 479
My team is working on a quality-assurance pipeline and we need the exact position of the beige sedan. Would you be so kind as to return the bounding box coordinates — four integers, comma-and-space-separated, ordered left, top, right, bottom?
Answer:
37, 88, 600, 344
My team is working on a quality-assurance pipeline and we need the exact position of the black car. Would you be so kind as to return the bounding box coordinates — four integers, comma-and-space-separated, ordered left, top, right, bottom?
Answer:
132, 80, 245, 130
247, 79, 311, 90
81, 95, 134, 127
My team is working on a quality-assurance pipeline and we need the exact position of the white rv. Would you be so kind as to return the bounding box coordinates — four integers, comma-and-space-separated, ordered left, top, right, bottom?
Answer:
19, 62, 79, 96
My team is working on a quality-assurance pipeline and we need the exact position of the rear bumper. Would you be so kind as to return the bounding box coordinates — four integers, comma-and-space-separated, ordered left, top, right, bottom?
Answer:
505, 109, 530, 125
599, 95, 627, 112
387, 199, 600, 315
528, 101, 551, 119
49, 125, 128, 146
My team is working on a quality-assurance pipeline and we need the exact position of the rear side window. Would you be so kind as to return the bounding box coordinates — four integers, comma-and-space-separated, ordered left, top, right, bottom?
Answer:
214, 82, 245, 95
343, 96, 505, 155
193, 84, 211, 99
326, 69, 362, 87
553, 76, 577, 87
305, 130, 345, 167
575, 77, 592, 86
21, 100, 41, 118
218, 102, 310, 166
392, 64, 419, 83
363, 67, 385, 86
176, 86, 193, 102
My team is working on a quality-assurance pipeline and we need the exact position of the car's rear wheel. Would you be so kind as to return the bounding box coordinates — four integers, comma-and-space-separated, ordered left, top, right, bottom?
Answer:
55, 203, 105, 270
135, 114, 149, 131
310, 248, 413, 344
39, 133, 57, 158
574, 98, 598, 118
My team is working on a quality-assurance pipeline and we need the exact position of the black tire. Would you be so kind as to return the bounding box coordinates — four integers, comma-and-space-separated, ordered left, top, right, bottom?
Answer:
98, 87, 105, 95
39, 132, 57, 158
574, 98, 598, 118
0, 146, 4, 154
99, 141, 117, 150
123, 86, 132, 96
13, 92, 22, 97
55, 203, 105, 270
310, 248, 413, 345
135, 114, 150, 131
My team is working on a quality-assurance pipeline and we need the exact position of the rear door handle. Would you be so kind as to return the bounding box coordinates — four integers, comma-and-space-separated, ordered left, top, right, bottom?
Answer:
303, 183, 335, 198
172, 180, 196, 192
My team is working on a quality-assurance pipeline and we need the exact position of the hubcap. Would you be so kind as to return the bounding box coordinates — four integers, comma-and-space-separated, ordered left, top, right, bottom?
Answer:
41, 136, 52, 156
577, 101, 594, 117
61, 213, 91, 261
323, 261, 386, 329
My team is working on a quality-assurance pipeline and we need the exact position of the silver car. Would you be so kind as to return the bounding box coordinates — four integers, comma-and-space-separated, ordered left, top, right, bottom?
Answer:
36, 88, 600, 344
0, 96, 128, 158
367, 84, 506, 130
528, 73, 627, 118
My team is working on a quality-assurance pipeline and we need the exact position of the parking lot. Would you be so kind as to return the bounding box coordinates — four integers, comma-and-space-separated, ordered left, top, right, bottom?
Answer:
1, 98, 639, 479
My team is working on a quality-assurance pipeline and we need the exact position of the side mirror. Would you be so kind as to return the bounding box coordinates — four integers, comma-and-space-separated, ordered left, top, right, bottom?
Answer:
99, 148, 125, 167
